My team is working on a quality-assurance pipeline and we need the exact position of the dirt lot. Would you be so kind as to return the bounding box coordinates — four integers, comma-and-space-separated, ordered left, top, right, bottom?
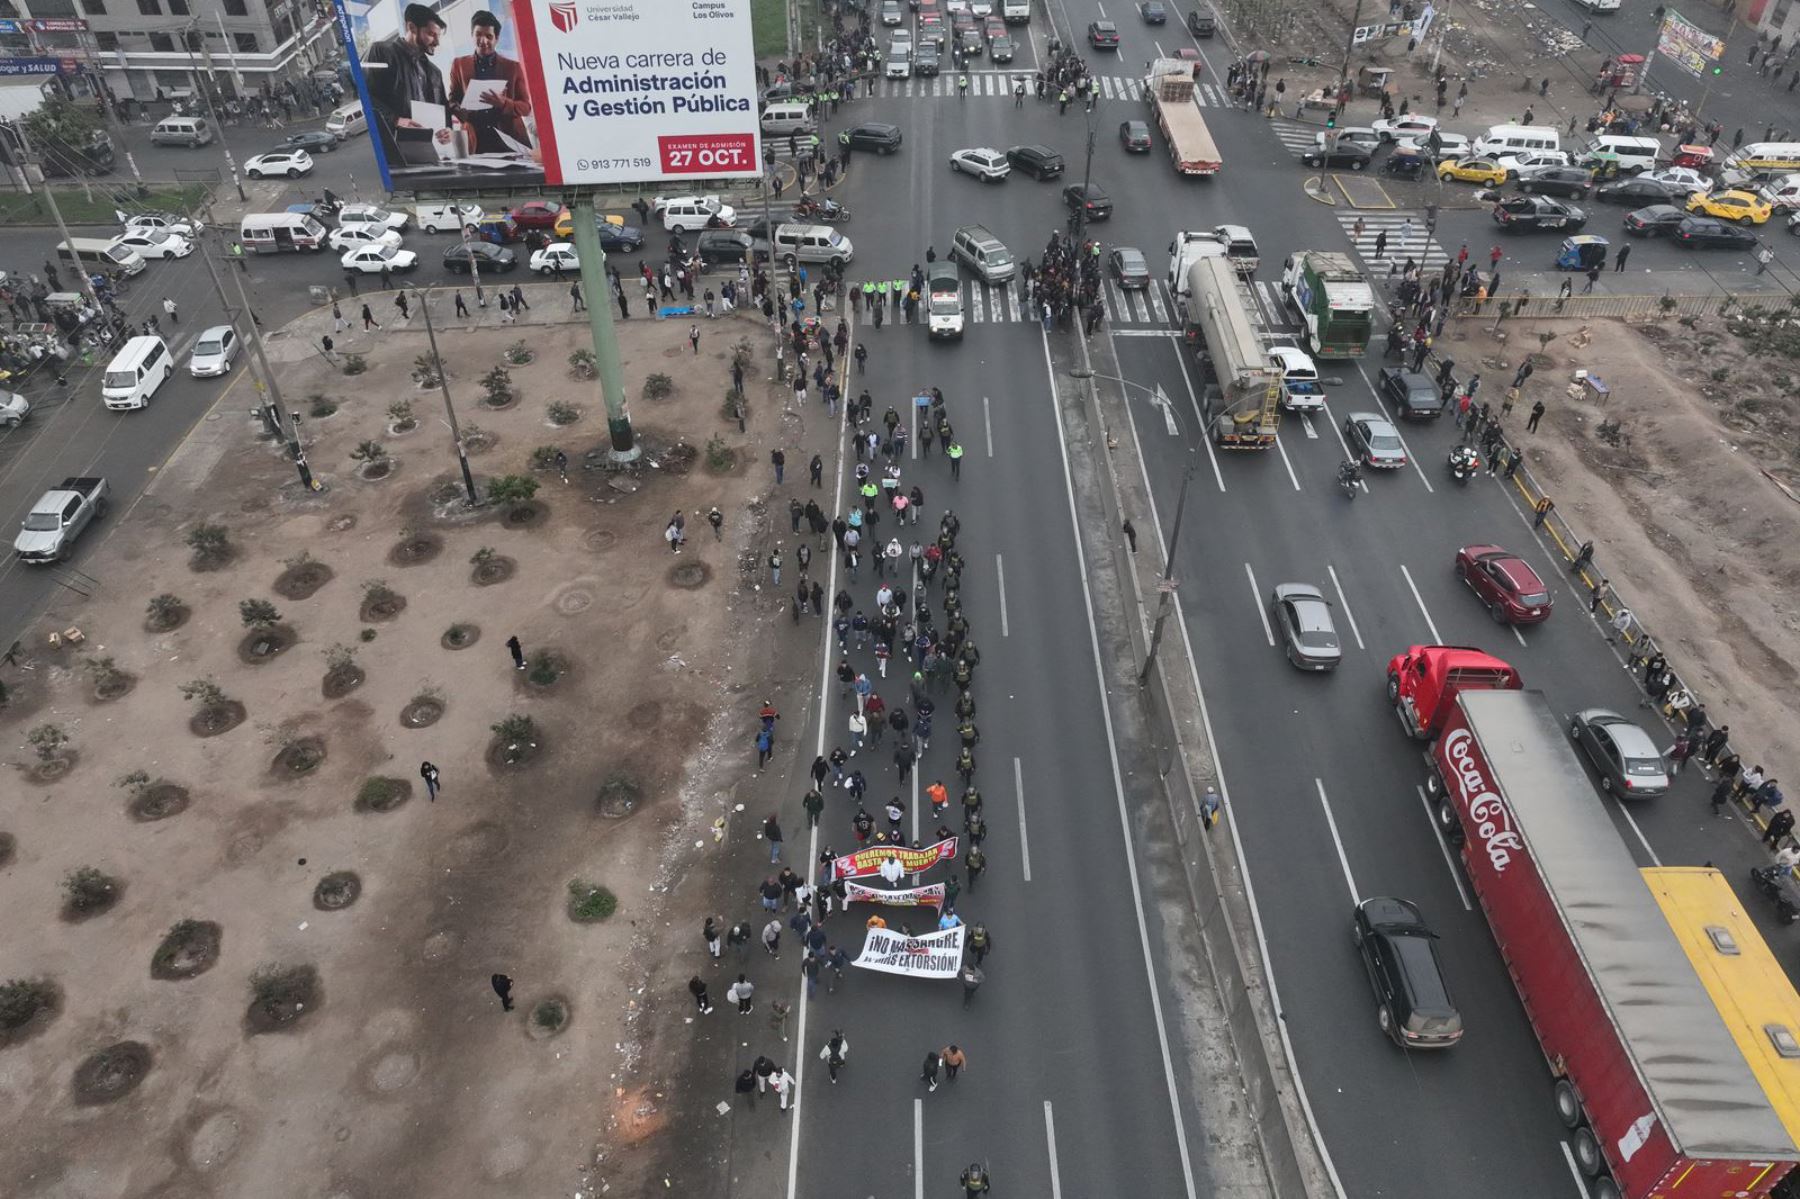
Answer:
1447, 308, 1800, 778
0, 301, 808, 1198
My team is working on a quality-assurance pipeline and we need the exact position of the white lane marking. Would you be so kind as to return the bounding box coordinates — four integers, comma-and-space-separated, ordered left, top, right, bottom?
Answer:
1045, 1101, 1063, 1198
1039, 328, 1201, 1199
1016, 755, 1032, 882
1160, 395, 1179, 436
1613, 794, 1663, 867
1112, 328, 1184, 338
983, 394, 994, 456
1353, 361, 1433, 493
1318, 401, 1366, 491
1274, 427, 1302, 490
1415, 786, 1473, 910
1326, 564, 1365, 650
1511, 623, 1528, 648
1169, 338, 1226, 493
996, 553, 1010, 637
1400, 564, 1444, 644
1301, 412, 1319, 439
1316, 779, 1361, 902
915, 1099, 925, 1199
911, 394, 919, 461
1559, 1141, 1594, 1199
1246, 562, 1274, 646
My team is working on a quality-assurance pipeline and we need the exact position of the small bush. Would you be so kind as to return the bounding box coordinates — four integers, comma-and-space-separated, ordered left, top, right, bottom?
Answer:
354, 776, 410, 812
506, 339, 534, 365
547, 401, 580, 426
705, 435, 735, 472
362, 579, 400, 606
533, 999, 568, 1030
410, 353, 442, 387
62, 866, 117, 913
567, 880, 617, 922
470, 546, 496, 566
486, 474, 540, 508
387, 399, 416, 428
27, 724, 68, 762
481, 366, 513, 406
184, 523, 229, 559
360, 628, 378, 642
642, 372, 674, 402
526, 651, 562, 686
350, 440, 388, 463
323, 643, 358, 673
307, 393, 338, 418
491, 713, 537, 764
83, 657, 128, 691
116, 770, 151, 798
239, 598, 282, 629
342, 352, 368, 376
569, 349, 597, 379
730, 337, 755, 369
1658, 294, 1678, 314
530, 445, 560, 470
146, 593, 185, 623
179, 678, 228, 709
0, 979, 56, 1034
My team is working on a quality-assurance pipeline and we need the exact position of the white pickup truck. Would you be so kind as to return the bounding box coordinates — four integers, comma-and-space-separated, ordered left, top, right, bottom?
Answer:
14, 476, 108, 563
1270, 345, 1327, 412
1167, 225, 1261, 297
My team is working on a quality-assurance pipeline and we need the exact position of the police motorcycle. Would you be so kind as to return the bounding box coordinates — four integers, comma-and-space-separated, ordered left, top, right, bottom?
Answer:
1447, 443, 1481, 484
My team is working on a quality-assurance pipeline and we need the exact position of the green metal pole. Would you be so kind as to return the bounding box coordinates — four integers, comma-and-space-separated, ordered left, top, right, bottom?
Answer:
568, 196, 640, 462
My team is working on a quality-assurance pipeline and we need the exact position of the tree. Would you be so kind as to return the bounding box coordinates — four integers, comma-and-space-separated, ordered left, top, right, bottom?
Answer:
486, 474, 540, 507
239, 599, 282, 629
23, 98, 102, 162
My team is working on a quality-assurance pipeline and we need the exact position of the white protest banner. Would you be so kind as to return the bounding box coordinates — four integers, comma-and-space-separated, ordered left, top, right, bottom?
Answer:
844, 880, 946, 909
853, 926, 966, 979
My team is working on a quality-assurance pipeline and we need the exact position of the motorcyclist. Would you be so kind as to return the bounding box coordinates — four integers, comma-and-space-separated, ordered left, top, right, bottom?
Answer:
1338, 458, 1363, 487
961, 1163, 991, 1195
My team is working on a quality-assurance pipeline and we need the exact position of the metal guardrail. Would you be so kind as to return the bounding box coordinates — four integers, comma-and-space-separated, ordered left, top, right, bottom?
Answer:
1458, 291, 1747, 321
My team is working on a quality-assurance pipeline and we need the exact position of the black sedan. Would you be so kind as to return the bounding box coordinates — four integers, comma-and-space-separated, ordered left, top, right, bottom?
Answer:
1376, 366, 1444, 420
1596, 176, 1677, 206
1007, 144, 1065, 179
1622, 204, 1686, 237
839, 122, 903, 154
1088, 19, 1120, 47
1301, 142, 1373, 170
284, 129, 338, 153
442, 242, 517, 274
1109, 247, 1151, 288
1063, 183, 1114, 220
1492, 195, 1587, 231
596, 221, 645, 252
695, 231, 770, 265
1119, 120, 1153, 153
1141, 1, 1168, 22
1515, 165, 1593, 199
990, 34, 1016, 62
915, 46, 941, 75
1674, 215, 1759, 249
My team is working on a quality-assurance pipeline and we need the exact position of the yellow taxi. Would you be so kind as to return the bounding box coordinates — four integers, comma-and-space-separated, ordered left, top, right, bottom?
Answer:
552, 209, 626, 238
1684, 189, 1773, 225
1437, 157, 1508, 187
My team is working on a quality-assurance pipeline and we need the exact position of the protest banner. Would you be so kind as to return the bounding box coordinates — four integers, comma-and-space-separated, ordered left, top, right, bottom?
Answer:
844, 880, 946, 909
852, 926, 966, 979
830, 837, 958, 881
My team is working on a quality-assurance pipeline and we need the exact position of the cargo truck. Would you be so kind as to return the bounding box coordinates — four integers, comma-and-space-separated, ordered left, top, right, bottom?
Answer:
1280, 251, 1374, 359
1425, 690, 1799, 1199
1182, 255, 1278, 448
1386, 644, 1520, 739
1144, 59, 1222, 176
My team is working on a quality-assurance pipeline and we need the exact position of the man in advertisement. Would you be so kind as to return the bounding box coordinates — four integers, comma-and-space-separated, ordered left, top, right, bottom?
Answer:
449, 10, 532, 154
361, 2, 451, 166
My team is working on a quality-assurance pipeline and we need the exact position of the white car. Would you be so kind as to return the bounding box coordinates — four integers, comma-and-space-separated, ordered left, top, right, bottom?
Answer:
1372, 114, 1439, 143
114, 229, 193, 259
243, 148, 314, 178
881, 0, 903, 24
529, 243, 580, 274
949, 146, 1011, 181
124, 212, 196, 237
339, 244, 418, 274
188, 325, 240, 378
1395, 131, 1470, 160
338, 202, 410, 232
970, 0, 993, 12
654, 194, 737, 231
329, 226, 403, 252
1495, 149, 1571, 177
415, 202, 483, 233
1643, 166, 1712, 194
886, 49, 912, 78
0, 389, 28, 427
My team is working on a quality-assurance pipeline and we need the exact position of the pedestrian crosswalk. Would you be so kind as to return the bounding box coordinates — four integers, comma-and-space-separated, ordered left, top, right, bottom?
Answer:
870, 71, 1229, 106
1336, 209, 1452, 270
839, 275, 1297, 334
1271, 119, 1323, 158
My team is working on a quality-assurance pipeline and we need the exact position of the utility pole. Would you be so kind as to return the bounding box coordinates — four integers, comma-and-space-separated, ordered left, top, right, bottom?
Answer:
213, 11, 246, 96
567, 195, 640, 462
184, 25, 247, 200
193, 210, 276, 436
222, 235, 318, 491
420, 290, 480, 505
12, 122, 104, 311
1341, 0, 1364, 85
1139, 463, 1195, 686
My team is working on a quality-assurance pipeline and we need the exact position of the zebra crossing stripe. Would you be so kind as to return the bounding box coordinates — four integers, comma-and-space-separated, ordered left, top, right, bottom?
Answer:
1337, 212, 1451, 268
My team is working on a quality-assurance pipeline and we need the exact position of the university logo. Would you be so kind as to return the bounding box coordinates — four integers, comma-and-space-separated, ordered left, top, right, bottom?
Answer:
548, 1, 578, 32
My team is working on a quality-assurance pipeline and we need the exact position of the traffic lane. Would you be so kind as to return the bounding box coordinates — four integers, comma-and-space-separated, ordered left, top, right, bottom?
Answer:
1435, 206, 1773, 281
799, 325, 1201, 1197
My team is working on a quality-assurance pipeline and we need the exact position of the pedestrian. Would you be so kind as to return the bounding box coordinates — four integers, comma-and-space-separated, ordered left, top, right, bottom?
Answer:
1122, 519, 1138, 552
1665, 734, 1693, 774
1704, 725, 1732, 764
773, 1066, 796, 1113
361, 303, 379, 331
960, 962, 984, 1008
690, 975, 714, 1014
921, 1049, 942, 1092
1532, 496, 1554, 528
1765, 806, 1796, 846
810, 453, 824, 487
728, 921, 751, 958
1589, 578, 1609, 614
1712, 774, 1737, 814
941, 1044, 966, 1082
1615, 243, 1631, 272
395, 291, 410, 319
772, 447, 786, 485
965, 844, 986, 890
821, 1030, 849, 1082
727, 973, 756, 1013
1527, 399, 1546, 433
688, 322, 701, 354
162, 296, 179, 324
1374, 229, 1389, 260
803, 786, 825, 827
1583, 266, 1600, 293
765, 813, 784, 862
704, 915, 722, 959
968, 922, 991, 965
420, 760, 440, 801
762, 918, 783, 957
491, 972, 515, 1011
506, 634, 525, 670
455, 291, 469, 318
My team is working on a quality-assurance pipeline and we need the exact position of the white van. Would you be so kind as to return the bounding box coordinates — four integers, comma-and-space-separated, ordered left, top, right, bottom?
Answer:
56, 238, 147, 275
415, 201, 483, 233
102, 335, 172, 411
1582, 133, 1662, 173
326, 102, 367, 140
1724, 142, 1800, 174
1757, 173, 1800, 209
760, 101, 815, 137
659, 195, 736, 231
239, 212, 328, 253
150, 115, 212, 147
1473, 124, 1561, 158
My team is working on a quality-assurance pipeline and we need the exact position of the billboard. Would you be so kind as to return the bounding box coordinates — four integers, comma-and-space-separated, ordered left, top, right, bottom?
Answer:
332, 0, 760, 193
1655, 10, 1726, 80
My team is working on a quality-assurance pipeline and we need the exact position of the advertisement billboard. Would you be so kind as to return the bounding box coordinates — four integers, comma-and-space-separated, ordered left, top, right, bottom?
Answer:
1655, 10, 1726, 80
331, 0, 760, 193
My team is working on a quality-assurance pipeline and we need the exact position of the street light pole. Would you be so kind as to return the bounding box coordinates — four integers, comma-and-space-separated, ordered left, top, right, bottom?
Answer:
420, 291, 480, 506
1341, 0, 1364, 85
1139, 463, 1195, 687
183, 25, 247, 201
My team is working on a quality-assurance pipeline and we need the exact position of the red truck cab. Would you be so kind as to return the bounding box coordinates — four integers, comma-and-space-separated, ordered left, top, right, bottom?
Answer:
1386, 644, 1521, 739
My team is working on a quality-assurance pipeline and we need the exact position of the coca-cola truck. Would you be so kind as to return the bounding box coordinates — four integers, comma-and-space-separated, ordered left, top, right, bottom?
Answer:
1426, 689, 1798, 1199
1386, 643, 1520, 739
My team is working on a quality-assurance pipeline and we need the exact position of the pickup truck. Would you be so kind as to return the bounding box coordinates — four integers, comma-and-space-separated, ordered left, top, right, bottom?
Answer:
1271, 345, 1326, 412
14, 476, 108, 563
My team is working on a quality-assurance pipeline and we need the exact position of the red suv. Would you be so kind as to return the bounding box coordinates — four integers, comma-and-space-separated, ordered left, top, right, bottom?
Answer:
1455, 544, 1553, 624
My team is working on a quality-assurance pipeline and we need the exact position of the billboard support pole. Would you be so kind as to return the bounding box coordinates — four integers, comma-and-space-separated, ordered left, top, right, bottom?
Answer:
569, 196, 640, 463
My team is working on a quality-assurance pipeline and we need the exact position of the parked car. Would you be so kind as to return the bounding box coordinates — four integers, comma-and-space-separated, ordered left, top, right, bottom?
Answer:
1674, 215, 1759, 248
1119, 119, 1153, 152
1006, 144, 1065, 179
1062, 183, 1114, 220
1492, 195, 1587, 231
124, 212, 195, 237
1455, 543, 1553, 624
442, 241, 518, 274
187, 325, 240, 377
1568, 709, 1671, 797
528, 243, 581, 274
1108, 246, 1151, 289
1270, 583, 1341, 671
1343, 411, 1406, 469
950, 146, 1011, 181
1353, 897, 1463, 1049
338, 202, 409, 232
1622, 204, 1687, 236
1641, 166, 1712, 193
243, 147, 313, 178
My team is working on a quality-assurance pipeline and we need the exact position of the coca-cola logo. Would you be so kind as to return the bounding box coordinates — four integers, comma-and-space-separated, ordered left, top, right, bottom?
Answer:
1444, 729, 1522, 873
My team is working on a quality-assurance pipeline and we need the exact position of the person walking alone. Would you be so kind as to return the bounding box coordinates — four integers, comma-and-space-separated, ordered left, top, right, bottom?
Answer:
727, 973, 755, 1013
689, 975, 714, 1014
821, 1030, 849, 1082
921, 1049, 942, 1092
420, 760, 440, 801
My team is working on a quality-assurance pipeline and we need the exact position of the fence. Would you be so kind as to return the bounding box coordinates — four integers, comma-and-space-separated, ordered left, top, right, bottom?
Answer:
1461, 290, 1752, 322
